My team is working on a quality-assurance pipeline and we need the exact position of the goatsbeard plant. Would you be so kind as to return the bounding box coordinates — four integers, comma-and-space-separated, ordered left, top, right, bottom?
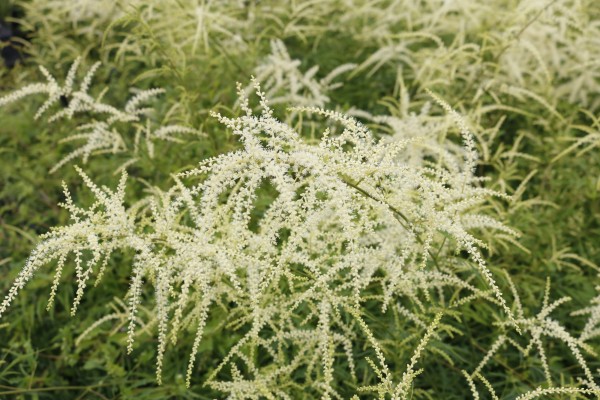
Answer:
0, 79, 519, 398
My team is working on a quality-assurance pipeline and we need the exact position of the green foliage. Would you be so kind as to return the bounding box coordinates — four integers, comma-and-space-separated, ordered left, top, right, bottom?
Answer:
1, 0, 600, 398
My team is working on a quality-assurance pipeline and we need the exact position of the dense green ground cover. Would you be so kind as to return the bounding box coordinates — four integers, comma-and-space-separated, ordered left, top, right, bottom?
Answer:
0, 1, 599, 398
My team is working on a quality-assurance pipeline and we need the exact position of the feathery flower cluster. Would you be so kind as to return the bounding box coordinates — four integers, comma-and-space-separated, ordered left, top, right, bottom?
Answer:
466, 277, 600, 398
0, 80, 518, 397
0, 58, 199, 172
248, 39, 356, 109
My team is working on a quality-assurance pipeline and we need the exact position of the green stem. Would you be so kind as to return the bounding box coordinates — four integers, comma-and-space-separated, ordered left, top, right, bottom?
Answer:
340, 176, 441, 269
